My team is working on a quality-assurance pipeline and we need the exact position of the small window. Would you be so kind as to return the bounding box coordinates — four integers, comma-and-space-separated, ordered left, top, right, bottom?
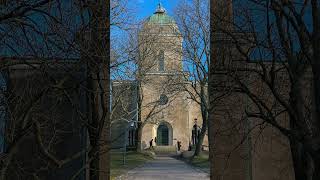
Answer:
159, 94, 168, 105
158, 50, 165, 71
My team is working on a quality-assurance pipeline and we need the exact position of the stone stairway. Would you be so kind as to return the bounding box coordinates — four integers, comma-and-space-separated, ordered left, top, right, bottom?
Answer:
153, 146, 177, 156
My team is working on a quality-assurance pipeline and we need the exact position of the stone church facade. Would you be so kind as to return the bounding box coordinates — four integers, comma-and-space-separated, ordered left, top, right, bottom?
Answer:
111, 4, 208, 151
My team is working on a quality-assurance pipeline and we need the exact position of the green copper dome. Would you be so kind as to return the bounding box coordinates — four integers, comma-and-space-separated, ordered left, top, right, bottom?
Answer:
145, 3, 175, 24
147, 13, 175, 24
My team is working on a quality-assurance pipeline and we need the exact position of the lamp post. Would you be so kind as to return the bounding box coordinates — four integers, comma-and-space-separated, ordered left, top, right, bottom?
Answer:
111, 118, 136, 166
192, 118, 198, 145
191, 118, 202, 147
123, 119, 136, 165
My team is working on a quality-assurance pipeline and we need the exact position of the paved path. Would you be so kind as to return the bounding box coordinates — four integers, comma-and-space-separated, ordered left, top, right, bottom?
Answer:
119, 156, 209, 180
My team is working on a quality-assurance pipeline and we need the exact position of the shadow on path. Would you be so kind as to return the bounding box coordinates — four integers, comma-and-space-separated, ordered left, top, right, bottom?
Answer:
118, 155, 209, 180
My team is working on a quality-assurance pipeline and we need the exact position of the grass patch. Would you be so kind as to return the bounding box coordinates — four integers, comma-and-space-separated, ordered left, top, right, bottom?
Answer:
110, 151, 154, 179
190, 154, 210, 171
178, 151, 210, 173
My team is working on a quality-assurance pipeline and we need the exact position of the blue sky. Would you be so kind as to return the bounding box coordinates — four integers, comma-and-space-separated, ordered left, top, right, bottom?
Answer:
130, 0, 179, 20
111, 0, 180, 34
111, 0, 182, 80
111, 0, 180, 47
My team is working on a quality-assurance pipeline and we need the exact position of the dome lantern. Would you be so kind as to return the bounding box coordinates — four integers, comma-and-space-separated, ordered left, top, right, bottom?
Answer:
145, 3, 175, 25
155, 2, 166, 14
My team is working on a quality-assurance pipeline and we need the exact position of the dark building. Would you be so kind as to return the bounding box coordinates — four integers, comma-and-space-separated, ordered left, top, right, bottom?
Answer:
1, 59, 88, 180
111, 81, 138, 149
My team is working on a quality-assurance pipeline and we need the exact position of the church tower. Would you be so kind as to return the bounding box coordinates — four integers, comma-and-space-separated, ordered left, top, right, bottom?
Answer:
137, 3, 191, 150
138, 3, 183, 75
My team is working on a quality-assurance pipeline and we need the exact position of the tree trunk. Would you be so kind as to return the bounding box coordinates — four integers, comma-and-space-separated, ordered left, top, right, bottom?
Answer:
194, 128, 206, 156
89, 146, 100, 180
207, 110, 214, 180
312, 64, 320, 133
194, 87, 208, 156
88, 0, 110, 179
87, 72, 100, 180
135, 123, 143, 152
289, 138, 310, 180
135, 82, 143, 152
311, 0, 320, 135
310, 65, 320, 180
310, 34, 320, 180
288, 58, 319, 180
312, 155, 320, 180
289, 137, 320, 180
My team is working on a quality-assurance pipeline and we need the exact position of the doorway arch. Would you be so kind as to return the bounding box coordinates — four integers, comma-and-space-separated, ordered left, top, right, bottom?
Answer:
156, 122, 173, 146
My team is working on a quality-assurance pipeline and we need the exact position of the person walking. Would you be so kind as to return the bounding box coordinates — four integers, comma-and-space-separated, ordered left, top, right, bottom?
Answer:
177, 141, 182, 151
149, 139, 154, 150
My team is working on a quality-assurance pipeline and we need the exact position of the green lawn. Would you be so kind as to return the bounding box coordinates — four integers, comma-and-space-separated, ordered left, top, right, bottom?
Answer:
180, 151, 210, 173
110, 151, 154, 179
190, 154, 210, 172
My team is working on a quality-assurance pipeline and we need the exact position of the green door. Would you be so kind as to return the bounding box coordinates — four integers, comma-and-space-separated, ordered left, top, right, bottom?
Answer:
157, 124, 169, 145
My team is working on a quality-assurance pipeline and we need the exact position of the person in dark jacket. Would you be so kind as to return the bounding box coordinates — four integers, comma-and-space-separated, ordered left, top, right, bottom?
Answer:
149, 139, 154, 149
177, 141, 182, 151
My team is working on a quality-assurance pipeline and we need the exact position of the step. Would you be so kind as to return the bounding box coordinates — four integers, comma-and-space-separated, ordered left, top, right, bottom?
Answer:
153, 146, 177, 153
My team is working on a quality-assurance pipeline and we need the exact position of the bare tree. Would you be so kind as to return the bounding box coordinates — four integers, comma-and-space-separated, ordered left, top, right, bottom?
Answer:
174, 0, 210, 156
0, 0, 112, 179
209, 0, 320, 179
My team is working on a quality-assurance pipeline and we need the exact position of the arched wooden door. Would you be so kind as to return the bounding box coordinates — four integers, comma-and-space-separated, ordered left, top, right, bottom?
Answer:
157, 124, 169, 145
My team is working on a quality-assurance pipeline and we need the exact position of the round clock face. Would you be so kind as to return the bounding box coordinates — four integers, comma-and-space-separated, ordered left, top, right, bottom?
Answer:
159, 94, 168, 105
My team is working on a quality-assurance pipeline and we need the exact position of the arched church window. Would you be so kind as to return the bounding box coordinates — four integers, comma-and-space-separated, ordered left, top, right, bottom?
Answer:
158, 50, 165, 71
